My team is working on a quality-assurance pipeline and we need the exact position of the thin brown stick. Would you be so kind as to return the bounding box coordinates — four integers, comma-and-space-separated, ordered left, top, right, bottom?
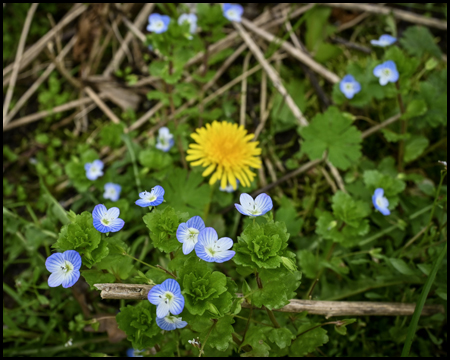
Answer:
5, 36, 77, 123
94, 283, 444, 317
240, 52, 251, 127
254, 70, 267, 140
3, 4, 87, 83
321, 3, 447, 30
326, 160, 347, 193
234, 22, 309, 127
3, 3, 39, 125
361, 114, 401, 139
240, 17, 340, 84
84, 86, 121, 124
104, 3, 154, 76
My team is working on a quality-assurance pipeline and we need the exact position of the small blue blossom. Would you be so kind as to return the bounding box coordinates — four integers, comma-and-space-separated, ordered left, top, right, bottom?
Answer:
126, 349, 144, 357
148, 279, 185, 318
195, 227, 235, 263
373, 60, 399, 86
235, 193, 273, 217
103, 182, 121, 202
339, 74, 361, 99
85, 159, 104, 180
220, 180, 239, 193
372, 188, 390, 216
370, 34, 397, 47
178, 13, 197, 38
45, 250, 82, 288
155, 127, 174, 152
223, 3, 244, 22
176, 216, 206, 255
135, 186, 165, 207
147, 13, 170, 34
156, 314, 188, 331
92, 204, 125, 233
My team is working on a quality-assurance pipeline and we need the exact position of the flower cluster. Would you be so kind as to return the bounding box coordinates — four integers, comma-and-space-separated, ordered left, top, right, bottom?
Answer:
148, 279, 187, 331
339, 33, 399, 99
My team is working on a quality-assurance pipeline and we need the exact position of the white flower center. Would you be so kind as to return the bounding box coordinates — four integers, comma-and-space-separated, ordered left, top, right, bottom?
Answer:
146, 194, 157, 202
187, 228, 199, 241
376, 197, 384, 208
60, 260, 73, 274
155, 21, 163, 29
159, 291, 174, 305
227, 10, 236, 18
383, 69, 391, 77
345, 83, 353, 91
101, 216, 111, 226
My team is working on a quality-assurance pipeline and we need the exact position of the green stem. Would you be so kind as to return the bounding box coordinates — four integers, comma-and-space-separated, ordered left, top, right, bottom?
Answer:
123, 253, 176, 278
401, 242, 447, 357
232, 314, 272, 327
123, 135, 142, 192
396, 81, 406, 172
199, 321, 216, 357
418, 170, 447, 247
255, 272, 280, 328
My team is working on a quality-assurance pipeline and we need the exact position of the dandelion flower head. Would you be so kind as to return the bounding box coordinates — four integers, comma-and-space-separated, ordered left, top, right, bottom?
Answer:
186, 121, 261, 190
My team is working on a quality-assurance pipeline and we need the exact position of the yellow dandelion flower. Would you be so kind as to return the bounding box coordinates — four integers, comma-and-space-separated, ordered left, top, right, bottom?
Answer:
186, 121, 262, 190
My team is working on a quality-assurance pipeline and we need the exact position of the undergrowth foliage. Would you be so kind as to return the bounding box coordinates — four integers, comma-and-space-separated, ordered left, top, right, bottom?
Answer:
3, 3, 447, 358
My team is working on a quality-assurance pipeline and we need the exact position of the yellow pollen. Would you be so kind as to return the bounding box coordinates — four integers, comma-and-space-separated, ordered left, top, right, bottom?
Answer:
186, 121, 261, 189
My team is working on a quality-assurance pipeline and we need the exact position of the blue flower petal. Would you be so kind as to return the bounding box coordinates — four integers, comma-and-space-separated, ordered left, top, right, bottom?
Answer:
148, 197, 164, 206
198, 228, 218, 247
45, 252, 65, 273
216, 237, 233, 250
93, 159, 104, 169
93, 204, 107, 221
63, 250, 82, 270
147, 285, 164, 305
62, 269, 80, 288
152, 185, 165, 197
48, 271, 65, 287
234, 203, 250, 216
162, 279, 181, 295
195, 242, 215, 262
186, 216, 205, 231
156, 302, 170, 318
214, 250, 236, 263
156, 317, 176, 331
135, 199, 152, 207
109, 218, 125, 232
169, 296, 185, 315
255, 193, 273, 215
93, 219, 109, 233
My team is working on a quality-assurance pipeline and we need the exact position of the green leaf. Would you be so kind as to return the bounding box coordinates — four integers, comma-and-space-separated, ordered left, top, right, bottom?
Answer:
252, 266, 302, 310
82, 270, 116, 288
95, 237, 134, 280
116, 302, 162, 349
143, 206, 189, 253
332, 191, 371, 228
404, 135, 429, 163
65, 149, 100, 192
388, 258, 417, 276
300, 107, 362, 170
297, 250, 318, 279
234, 219, 290, 270
53, 212, 109, 268
240, 326, 272, 357
401, 99, 428, 120
400, 25, 442, 59
267, 327, 295, 349
99, 123, 125, 148
138, 148, 172, 171
290, 325, 329, 357
179, 257, 229, 316
276, 196, 303, 236
200, 316, 234, 351
159, 168, 210, 217
416, 69, 447, 127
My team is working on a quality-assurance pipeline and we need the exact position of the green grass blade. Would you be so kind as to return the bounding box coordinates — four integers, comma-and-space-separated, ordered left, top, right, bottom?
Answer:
401, 242, 447, 356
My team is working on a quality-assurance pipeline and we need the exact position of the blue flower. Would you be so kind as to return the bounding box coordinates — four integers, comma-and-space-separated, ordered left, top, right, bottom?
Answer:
195, 227, 235, 263
235, 193, 273, 217
339, 74, 361, 99
156, 315, 188, 331
135, 186, 165, 207
223, 3, 244, 22
370, 34, 397, 47
45, 250, 82, 288
155, 127, 174, 152
178, 13, 197, 38
147, 13, 170, 34
85, 159, 104, 180
103, 182, 121, 202
148, 279, 185, 318
372, 188, 390, 216
220, 180, 239, 193
176, 216, 206, 255
126, 348, 144, 357
373, 60, 399, 86
92, 204, 125, 233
